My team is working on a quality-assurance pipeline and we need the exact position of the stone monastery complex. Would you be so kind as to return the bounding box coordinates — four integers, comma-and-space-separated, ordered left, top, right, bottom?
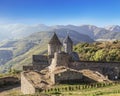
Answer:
21, 33, 120, 94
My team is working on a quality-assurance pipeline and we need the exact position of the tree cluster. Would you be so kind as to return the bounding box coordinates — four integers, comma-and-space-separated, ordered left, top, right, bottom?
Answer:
74, 41, 120, 62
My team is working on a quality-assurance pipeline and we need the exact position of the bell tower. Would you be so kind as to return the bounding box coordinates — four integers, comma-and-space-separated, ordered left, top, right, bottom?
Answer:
48, 33, 62, 56
63, 35, 73, 54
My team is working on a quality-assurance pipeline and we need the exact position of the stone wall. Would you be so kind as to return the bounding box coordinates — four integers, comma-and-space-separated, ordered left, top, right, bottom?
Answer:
23, 66, 33, 71
70, 61, 120, 70
69, 61, 120, 80
32, 55, 48, 65
21, 72, 36, 94
48, 44, 62, 56
0, 77, 19, 86
54, 52, 70, 67
63, 41, 73, 54
23, 64, 49, 71
49, 52, 70, 72
33, 65, 49, 71
54, 70, 82, 84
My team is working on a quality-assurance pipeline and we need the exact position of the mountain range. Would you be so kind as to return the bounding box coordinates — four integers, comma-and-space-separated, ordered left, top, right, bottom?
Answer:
0, 24, 120, 41
0, 24, 120, 73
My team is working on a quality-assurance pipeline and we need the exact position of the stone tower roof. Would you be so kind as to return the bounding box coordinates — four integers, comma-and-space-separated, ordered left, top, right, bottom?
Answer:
63, 35, 73, 44
49, 33, 62, 45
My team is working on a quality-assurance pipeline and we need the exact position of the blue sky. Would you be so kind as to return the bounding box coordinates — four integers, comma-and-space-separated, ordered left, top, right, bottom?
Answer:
0, 0, 120, 26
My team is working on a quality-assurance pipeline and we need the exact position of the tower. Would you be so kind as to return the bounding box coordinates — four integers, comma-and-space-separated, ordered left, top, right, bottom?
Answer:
48, 33, 62, 56
63, 35, 73, 54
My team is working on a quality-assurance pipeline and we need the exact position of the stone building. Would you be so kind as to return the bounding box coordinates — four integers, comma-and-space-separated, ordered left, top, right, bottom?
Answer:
21, 32, 120, 94
48, 32, 62, 56
63, 35, 73, 54
52, 67, 83, 84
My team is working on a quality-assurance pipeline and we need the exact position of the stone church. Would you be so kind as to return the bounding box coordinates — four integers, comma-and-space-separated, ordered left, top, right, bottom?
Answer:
21, 33, 120, 94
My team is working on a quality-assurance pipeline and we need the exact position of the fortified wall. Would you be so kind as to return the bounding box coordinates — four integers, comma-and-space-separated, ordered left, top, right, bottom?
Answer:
23, 54, 120, 80
70, 61, 120, 80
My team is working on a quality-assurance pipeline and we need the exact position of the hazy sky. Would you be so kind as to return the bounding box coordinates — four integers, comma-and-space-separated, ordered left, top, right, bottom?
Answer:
0, 0, 120, 26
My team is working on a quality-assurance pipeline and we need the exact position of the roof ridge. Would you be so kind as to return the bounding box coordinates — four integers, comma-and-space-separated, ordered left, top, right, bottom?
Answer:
48, 32, 62, 45
63, 35, 73, 44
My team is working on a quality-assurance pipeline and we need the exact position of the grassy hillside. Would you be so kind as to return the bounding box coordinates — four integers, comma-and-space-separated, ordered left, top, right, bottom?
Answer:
74, 40, 120, 61
0, 43, 47, 73
0, 50, 13, 66
0, 31, 53, 73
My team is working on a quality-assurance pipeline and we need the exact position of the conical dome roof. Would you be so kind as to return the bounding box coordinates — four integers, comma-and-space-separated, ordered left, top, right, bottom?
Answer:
49, 33, 62, 45
63, 35, 73, 44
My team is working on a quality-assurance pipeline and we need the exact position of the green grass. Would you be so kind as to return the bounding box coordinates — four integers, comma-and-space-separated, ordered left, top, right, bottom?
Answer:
0, 31, 51, 73
0, 72, 20, 78
1, 83, 120, 96
43, 83, 120, 96
0, 43, 47, 73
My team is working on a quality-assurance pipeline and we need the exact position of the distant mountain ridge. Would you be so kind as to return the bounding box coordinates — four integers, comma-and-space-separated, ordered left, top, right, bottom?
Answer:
0, 24, 120, 41
105, 25, 120, 32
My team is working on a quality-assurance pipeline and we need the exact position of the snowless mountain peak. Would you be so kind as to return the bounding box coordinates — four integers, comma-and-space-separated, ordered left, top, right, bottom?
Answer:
105, 25, 120, 32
